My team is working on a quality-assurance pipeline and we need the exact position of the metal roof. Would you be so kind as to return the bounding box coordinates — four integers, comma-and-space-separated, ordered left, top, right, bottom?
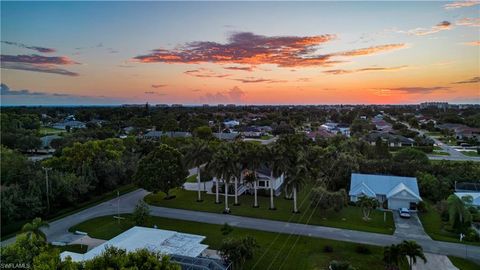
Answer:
60, 226, 208, 262
349, 173, 420, 199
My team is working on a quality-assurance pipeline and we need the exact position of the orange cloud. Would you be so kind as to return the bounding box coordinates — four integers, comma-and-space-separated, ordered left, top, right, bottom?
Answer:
406, 21, 453, 36
444, 0, 479, 9
323, 65, 408, 75
332, 44, 407, 57
184, 68, 231, 78
456, 18, 480, 27
463, 40, 480, 46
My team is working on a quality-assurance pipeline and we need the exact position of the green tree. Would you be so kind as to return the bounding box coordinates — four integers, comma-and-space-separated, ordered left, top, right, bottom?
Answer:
183, 139, 211, 202
134, 144, 188, 198
193, 125, 213, 140
219, 236, 260, 270
357, 196, 379, 220
132, 201, 151, 226
383, 244, 405, 270
393, 148, 429, 176
209, 143, 236, 211
399, 240, 426, 270
22, 217, 49, 241
1, 233, 47, 266
310, 186, 347, 212
447, 194, 472, 232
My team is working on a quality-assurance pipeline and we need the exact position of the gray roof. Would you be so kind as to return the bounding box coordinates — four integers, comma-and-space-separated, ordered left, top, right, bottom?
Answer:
213, 132, 239, 140
349, 173, 420, 199
364, 132, 414, 144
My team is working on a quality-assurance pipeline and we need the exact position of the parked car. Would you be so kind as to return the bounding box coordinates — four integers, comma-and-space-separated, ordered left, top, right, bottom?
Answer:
399, 208, 411, 218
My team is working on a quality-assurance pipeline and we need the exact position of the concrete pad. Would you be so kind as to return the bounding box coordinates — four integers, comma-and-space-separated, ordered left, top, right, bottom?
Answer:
412, 253, 458, 270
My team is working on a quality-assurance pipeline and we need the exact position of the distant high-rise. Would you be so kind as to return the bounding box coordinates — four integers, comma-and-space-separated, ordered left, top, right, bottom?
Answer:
419, 102, 449, 110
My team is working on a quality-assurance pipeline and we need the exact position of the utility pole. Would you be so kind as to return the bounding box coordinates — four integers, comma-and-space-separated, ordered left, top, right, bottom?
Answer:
42, 167, 52, 213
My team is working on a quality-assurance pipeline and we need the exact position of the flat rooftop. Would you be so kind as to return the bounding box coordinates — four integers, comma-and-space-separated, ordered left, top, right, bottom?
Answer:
60, 226, 208, 262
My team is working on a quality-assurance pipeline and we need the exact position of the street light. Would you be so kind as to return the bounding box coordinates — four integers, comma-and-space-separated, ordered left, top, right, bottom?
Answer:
42, 167, 52, 213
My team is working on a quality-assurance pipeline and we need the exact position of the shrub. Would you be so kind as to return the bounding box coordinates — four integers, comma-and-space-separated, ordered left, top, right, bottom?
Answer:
220, 223, 233, 236
417, 201, 427, 213
464, 228, 480, 242
323, 245, 334, 253
355, 245, 371, 254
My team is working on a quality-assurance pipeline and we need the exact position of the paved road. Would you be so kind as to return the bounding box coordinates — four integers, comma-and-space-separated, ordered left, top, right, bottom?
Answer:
3, 189, 480, 263
387, 115, 479, 162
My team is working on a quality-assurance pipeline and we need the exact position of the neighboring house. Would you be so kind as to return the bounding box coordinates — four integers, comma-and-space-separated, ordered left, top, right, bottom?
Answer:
320, 122, 350, 137
252, 167, 285, 196
437, 123, 480, 141
242, 126, 262, 138
306, 128, 335, 141
223, 120, 240, 128
52, 120, 86, 130
143, 131, 192, 139
60, 226, 226, 269
213, 132, 240, 141
364, 132, 414, 147
454, 192, 480, 208
40, 135, 62, 149
349, 173, 422, 210
123, 126, 135, 134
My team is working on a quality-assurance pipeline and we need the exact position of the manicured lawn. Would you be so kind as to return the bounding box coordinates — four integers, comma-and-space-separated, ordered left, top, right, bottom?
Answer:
70, 215, 388, 270
425, 132, 441, 137
460, 151, 480, 157
448, 256, 480, 270
185, 174, 197, 183
260, 135, 273, 140
433, 146, 443, 151
419, 202, 480, 246
39, 127, 64, 135
145, 188, 395, 235
430, 151, 450, 156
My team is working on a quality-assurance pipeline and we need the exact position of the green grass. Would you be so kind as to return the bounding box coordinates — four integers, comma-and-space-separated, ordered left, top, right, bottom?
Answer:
419, 202, 480, 246
145, 188, 395, 234
448, 256, 480, 270
70, 215, 388, 270
0, 184, 138, 241
185, 174, 198, 183
460, 151, 480, 157
433, 146, 443, 151
425, 132, 441, 137
430, 151, 450, 156
260, 135, 273, 140
39, 127, 64, 135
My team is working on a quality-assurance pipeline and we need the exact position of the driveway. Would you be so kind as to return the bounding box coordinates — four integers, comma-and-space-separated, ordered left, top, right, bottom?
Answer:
393, 211, 431, 240
412, 253, 458, 270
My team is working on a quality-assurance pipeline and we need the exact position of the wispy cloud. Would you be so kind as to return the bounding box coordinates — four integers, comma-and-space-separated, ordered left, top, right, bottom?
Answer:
198, 86, 246, 103
144, 91, 166, 96
463, 40, 480, 46
151, 84, 167, 88
332, 44, 407, 57
0, 54, 80, 76
452, 76, 480, 84
1, 62, 79, 76
223, 66, 254, 72
387, 86, 450, 94
1, 41, 56, 53
133, 32, 407, 68
456, 17, 480, 27
404, 21, 453, 36
323, 65, 408, 75
231, 77, 287, 83
444, 0, 480, 9
184, 68, 231, 78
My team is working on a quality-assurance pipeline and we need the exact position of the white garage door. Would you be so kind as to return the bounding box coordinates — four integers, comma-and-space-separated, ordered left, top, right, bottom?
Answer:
388, 199, 410, 210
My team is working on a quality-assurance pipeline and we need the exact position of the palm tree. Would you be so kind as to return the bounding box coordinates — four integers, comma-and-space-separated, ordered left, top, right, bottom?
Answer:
357, 196, 379, 220
268, 143, 288, 210
22, 217, 49, 241
383, 244, 404, 270
244, 143, 264, 208
232, 142, 247, 206
183, 139, 211, 202
288, 150, 308, 213
399, 240, 426, 270
209, 144, 236, 212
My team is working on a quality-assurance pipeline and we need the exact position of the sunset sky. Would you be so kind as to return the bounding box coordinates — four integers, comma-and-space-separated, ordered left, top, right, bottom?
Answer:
1, 1, 479, 105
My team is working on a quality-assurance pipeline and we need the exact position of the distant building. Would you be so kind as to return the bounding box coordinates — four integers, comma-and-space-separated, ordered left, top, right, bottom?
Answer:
364, 132, 414, 147
226, 104, 236, 108
349, 173, 422, 210
213, 132, 240, 141
223, 120, 240, 128
52, 120, 86, 130
306, 128, 335, 141
40, 135, 62, 149
420, 102, 449, 110
437, 124, 480, 141
171, 104, 183, 107
454, 192, 480, 208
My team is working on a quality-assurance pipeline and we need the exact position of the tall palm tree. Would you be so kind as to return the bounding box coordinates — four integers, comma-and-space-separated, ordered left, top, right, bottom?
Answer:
22, 217, 49, 241
400, 240, 427, 270
267, 143, 287, 210
183, 139, 211, 202
209, 144, 236, 212
288, 150, 309, 213
232, 142, 247, 206
244, 143, 264, 208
